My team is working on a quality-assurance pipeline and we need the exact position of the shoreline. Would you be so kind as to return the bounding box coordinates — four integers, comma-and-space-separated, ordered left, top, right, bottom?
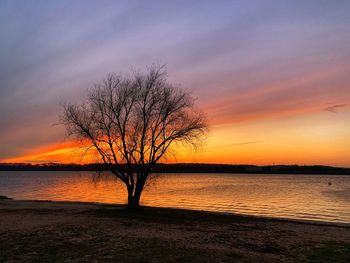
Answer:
1, 199, 350, 262
3, 198, 350, 228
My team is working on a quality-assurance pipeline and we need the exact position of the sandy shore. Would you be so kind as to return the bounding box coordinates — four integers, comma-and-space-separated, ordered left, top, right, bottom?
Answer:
1, 200, 350, 262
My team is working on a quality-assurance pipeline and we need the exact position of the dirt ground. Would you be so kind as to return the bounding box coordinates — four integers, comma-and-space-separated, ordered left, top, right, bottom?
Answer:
0, 200, 349, 263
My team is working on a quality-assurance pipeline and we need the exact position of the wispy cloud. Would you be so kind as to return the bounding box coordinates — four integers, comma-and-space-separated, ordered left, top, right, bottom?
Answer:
213, 140, 263, 149
229, 140, 264, 147
324, 104, 349, 113
204, 65, 350, 125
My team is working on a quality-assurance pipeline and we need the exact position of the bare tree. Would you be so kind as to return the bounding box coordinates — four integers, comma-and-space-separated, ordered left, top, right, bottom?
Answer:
61, 65, 207, 208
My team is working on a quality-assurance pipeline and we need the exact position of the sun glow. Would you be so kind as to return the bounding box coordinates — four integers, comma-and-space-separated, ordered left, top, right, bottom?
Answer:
1, 142, 96, 164
3, 106, 349, 167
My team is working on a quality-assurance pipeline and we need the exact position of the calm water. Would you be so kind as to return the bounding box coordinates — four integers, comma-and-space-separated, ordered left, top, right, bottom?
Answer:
1, 171, 350, 223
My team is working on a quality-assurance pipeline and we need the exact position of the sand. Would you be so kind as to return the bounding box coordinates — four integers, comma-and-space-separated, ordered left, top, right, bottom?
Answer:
0, 199, 349, 262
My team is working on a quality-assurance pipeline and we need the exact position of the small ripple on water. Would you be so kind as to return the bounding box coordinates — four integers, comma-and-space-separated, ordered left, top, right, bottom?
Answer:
2, 171, 350, 223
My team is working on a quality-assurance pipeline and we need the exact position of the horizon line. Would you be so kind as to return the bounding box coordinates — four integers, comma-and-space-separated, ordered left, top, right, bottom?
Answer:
1, 162, 349, 169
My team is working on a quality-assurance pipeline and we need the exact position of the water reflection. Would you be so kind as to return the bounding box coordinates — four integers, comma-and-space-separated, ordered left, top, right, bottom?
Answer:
0, 171, 350, 223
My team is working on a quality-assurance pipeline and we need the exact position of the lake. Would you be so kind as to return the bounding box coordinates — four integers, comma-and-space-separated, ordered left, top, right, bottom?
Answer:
1, 171, 349, 223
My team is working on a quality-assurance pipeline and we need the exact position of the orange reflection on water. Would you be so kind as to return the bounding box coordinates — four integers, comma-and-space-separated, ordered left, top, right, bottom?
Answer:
2, 171, 350, 223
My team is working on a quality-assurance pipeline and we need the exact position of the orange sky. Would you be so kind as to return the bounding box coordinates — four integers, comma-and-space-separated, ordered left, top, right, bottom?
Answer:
3, 106, 350, 167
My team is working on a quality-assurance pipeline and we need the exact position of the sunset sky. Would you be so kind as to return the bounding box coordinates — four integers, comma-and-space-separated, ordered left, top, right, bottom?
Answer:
0, 0, 349, 167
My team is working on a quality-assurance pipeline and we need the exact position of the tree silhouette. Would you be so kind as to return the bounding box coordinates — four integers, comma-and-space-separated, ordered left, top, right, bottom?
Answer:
61, 65, 207, 208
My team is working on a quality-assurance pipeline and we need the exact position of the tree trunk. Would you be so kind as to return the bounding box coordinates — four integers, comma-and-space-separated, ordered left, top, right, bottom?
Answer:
127, 192, 141, 209
126, 183, 143, 209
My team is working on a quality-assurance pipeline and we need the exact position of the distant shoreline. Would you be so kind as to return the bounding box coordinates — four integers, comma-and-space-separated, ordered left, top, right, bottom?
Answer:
1, 163, 349, 175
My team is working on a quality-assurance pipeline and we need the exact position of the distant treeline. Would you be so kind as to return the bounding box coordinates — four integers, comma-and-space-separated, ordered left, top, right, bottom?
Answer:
0, 163, 349, 175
